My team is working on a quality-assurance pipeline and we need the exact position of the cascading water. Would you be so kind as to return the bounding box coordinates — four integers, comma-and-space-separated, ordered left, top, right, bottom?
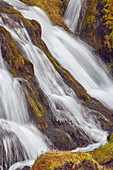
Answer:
1, 0, 110, 145
0, 41, 49, 169
0, 0, 113, 168
5, 0, 113, 110
0, 12, 107, 144
64, 0, 84, 32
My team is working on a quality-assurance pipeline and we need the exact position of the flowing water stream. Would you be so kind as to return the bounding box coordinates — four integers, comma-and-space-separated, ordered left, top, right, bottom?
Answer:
0, 30, 49, 170
4, 0, 113, 109
0, 0, 113, 169
0, 7, 107, 143
64, 0, 84, 32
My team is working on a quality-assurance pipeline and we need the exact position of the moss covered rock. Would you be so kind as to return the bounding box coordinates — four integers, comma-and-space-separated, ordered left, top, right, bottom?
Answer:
80, 0, 113, 73
20, 0, 69, 30
31, 151, 101, 170
31, 139, 113, 169
90, 140, 113, 169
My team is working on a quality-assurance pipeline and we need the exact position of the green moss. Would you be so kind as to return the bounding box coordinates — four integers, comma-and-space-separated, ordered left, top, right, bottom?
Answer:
31, 151, 102, 170
81, 0, 113, 64
90, 140, 113, 166
25, 80, 45, 115
109, 133, 113, 142
28, 96, 42, 117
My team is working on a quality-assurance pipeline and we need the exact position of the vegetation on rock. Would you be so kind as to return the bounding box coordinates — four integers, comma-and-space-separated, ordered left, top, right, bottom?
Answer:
20, 0, 69, 30
31, 135, 113, 169
31, 151, 101, 170
80, 0, 113, 74
89, 133, 113, 169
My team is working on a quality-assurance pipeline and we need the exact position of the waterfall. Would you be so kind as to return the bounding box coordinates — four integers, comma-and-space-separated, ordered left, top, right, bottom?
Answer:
1, 0, 109, 144
64, 0, 84, 32
0, 65, 29, 124
5, 0, 113, 109
0, 0, 113, 168
0, 32, 49, 169
0, 11, 108, 144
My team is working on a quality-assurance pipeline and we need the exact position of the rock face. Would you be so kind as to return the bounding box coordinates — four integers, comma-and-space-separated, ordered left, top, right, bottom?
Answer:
80, 0, 113, 74
0, 0, 113, 153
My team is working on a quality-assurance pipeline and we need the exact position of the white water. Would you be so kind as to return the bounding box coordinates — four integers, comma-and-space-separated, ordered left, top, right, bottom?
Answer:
64, 0, 84, 32
5, 0, 113, 110
0, 36, 49, 169
0, 13, 108, 143
9, 160, 35, 170
0, 49, 29, 124
1, 0, 113, 168
2, 0, 109, 142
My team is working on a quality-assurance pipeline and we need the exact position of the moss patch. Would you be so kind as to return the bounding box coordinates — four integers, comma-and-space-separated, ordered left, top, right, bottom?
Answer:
90, 141, 113, 168
31, 151, 101, 170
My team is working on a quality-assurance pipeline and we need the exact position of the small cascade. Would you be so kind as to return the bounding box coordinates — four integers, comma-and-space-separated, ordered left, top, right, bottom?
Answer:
64, 0, 84, 32
0, 33, 49, 169
0, 71, 29, 124
0, 119, 49, 169
0, 49, 29, 124
1, 0, 108, 146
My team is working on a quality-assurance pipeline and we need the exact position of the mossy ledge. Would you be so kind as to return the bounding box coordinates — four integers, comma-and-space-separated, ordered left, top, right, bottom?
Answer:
89, 133, 113, 169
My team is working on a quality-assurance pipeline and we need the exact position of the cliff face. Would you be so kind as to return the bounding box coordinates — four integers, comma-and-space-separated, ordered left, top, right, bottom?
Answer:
80, 0, 113, 73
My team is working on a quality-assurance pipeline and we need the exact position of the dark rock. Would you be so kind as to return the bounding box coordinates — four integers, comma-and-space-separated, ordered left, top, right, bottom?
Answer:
22, 166, 30, 170
0, 127, 28, 170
